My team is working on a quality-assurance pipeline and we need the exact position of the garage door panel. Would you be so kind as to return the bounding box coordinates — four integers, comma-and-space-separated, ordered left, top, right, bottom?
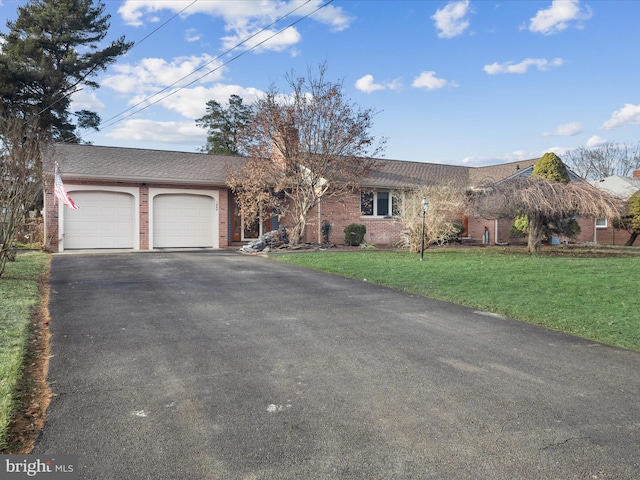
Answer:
153, 194, 215, 248
64, 191, 135, 249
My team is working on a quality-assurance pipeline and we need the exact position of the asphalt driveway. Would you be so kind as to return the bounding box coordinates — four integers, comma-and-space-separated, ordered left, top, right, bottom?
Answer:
34, 251, 640, 479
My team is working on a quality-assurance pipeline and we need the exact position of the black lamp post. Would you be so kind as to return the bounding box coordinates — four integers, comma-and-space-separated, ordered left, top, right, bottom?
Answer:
420, 197, 428, 261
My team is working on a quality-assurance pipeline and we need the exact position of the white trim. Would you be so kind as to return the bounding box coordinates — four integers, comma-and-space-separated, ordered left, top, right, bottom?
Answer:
60, 185, 140, 252
361, 190, 397, 218
149, 188, 219, 249
595, 217, 608, 229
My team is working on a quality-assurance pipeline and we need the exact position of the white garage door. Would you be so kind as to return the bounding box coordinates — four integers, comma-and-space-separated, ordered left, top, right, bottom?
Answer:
64, 191, 135, 249
153, 194, 215, 248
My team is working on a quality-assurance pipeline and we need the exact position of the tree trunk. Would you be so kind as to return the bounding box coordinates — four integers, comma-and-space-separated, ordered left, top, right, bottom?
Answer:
289, 213, 308, 245
624, 231, 638, 247
527, 215, 545, 254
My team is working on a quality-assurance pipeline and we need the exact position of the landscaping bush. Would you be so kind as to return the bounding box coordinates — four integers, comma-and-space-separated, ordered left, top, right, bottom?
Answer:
344, 223, 366, 246
442, 220, 465, 244
510, 215, 529, 238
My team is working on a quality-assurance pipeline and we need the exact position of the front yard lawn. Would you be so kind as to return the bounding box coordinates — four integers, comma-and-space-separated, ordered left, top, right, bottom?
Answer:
0, 251, 50, 452
272, 248, 640, 352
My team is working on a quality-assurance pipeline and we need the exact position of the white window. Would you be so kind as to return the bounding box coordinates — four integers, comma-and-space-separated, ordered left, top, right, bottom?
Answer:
361, 191, 399, 217
595, 218, 607, 228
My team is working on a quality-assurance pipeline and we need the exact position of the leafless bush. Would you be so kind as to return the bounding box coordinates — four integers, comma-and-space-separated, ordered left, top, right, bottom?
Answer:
395, 183, 468, 252
0, 114, 47, 275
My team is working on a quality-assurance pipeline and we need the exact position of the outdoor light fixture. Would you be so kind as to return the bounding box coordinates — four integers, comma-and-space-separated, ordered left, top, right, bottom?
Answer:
420, 197, 428, 261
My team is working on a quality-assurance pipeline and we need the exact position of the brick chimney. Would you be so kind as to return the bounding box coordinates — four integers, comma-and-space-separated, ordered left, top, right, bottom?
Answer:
272, 125, 299, 171
633, 169, 640, 178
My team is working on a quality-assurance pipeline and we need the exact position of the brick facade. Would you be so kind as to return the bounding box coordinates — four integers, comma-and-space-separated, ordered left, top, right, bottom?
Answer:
47, 144, 635, 251
289, 193, 407, 246
466, 215, 636, 246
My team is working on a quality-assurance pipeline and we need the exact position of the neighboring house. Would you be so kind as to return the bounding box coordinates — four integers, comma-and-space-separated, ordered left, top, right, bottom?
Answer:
44, 143, 612, 251
590, 172, 640, 245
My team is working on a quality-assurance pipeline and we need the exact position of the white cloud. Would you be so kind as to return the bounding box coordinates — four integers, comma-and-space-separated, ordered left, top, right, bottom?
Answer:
107, 119, 205, 144
304, 2, 353, 32
601, 104, 640, 129
118, 0, 352, 52
70, 89, 105, 111
483, 57, 563, 74
586, 135, 608, 147
461, 147, 571, 167
220, 26, 302, 53
542, 122, 583, 136
102, 54, 226, 95
355, 74, 403, 93
185, 28, 201, 43
528, 0, 592, 35
461, 150, 537, 167
355, 75, 385, 93
431, 0, 471, 38
412, 71, 454, 90
156, 85, 263, 118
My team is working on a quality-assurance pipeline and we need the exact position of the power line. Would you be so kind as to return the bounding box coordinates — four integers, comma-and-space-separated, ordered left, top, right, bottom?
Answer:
85, 0, 316, 136
77, 0, 333, 141
36, 0, 198, 122
132, 0, 199, 50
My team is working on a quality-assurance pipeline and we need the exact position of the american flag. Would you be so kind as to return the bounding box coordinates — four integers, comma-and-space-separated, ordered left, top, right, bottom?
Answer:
54, 171, 79, 210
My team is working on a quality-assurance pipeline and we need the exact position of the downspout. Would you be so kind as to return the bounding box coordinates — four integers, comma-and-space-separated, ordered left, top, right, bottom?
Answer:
593, 219, 597, 243
317, 199, 322, 244
613, 222, 616, 245
494, 219, 498, 245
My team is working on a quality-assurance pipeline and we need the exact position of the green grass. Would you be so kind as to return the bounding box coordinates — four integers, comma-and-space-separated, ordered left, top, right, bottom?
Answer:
271, 248, 640, 351
0, 251, 49, 449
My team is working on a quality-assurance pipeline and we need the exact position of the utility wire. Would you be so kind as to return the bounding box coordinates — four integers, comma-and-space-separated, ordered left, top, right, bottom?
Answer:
36, 0, 198, 121
84, 0, 315, 136
77, 0, 333, 141
133, 0, 199, 50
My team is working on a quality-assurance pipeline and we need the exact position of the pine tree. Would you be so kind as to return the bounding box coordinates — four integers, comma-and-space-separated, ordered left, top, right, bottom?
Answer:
196, 95, 254, 155
0, 0, 133, 142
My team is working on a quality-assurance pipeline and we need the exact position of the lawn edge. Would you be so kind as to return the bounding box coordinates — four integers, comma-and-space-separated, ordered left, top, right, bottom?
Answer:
0, 255, 53, 454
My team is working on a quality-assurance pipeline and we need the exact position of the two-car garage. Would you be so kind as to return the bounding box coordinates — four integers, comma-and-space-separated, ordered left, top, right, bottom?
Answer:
59, 186, 219, 251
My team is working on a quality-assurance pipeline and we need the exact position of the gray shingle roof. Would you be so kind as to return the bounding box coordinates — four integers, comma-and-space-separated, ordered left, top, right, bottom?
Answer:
591, 175, 640, 199
48, 143, 541, 189
468, 159, 540, 186
363, 157, 469, 188
49, 143, 246, 185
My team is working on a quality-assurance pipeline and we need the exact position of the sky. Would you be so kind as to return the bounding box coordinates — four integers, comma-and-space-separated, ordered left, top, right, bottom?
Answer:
1, 0, 640, 167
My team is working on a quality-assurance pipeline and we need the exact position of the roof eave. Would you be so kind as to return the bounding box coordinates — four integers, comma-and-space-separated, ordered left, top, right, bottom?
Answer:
61, 174, 229, 187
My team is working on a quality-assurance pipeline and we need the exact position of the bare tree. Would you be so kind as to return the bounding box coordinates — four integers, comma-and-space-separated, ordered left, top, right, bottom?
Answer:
228, 64, 384, 244
473, 177, 622, 253
394, 184, 468, 252
0, 114, 48, 275
564, 143, 640, 181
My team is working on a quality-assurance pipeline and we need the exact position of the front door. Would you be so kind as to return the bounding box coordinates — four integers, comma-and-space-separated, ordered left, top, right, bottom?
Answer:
230, 191, 273, 241
231, 196, 242, 242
